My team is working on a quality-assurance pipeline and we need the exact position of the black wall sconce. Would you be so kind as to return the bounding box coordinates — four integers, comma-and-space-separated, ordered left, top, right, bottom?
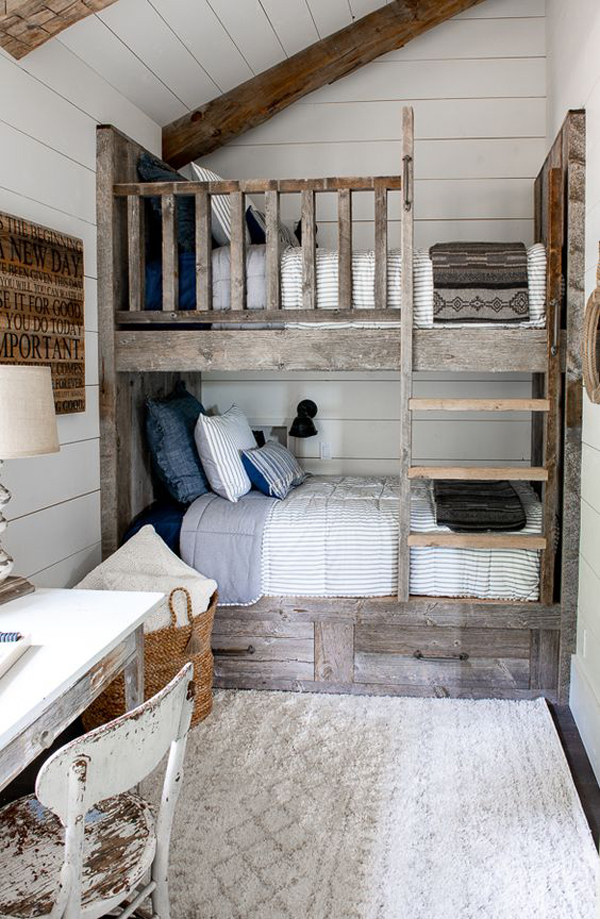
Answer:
289, 400, 318, 438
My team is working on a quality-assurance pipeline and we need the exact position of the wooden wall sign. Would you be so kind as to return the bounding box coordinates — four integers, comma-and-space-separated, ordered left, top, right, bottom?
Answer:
0, 210, 85, 414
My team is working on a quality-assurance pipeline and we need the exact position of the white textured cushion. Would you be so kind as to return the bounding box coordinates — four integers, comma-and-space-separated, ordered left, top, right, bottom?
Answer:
76, 525, 217, 633
195, 404, 257, 502
190, 162, 250, 247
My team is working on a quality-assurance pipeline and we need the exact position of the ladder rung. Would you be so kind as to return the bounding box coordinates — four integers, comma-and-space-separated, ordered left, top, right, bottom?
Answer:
409, 398, 550, 412
408, 533, 547, 550
408, 466, 548, 482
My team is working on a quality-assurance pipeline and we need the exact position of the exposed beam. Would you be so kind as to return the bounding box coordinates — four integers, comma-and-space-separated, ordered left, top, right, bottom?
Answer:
0, 0, 118, 59
163, 0, 486, 168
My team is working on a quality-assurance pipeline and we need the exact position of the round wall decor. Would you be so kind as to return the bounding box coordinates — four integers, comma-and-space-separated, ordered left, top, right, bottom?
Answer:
583, 247, 600, 404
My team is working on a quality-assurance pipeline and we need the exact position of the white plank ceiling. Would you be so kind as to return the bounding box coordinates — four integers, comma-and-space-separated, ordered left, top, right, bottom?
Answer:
54, 0, 545, 129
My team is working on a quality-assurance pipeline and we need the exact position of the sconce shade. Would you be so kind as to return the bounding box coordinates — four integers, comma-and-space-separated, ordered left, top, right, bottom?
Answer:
0, 366, 59, 459
289, 399, 318, 438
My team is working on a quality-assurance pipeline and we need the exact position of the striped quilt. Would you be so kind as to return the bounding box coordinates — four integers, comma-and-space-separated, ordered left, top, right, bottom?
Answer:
262, 475, 542, 602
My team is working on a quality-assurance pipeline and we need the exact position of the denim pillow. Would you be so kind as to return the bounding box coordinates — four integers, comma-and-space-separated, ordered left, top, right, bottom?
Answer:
146, 383, 210, 504
138, 152, 196, 252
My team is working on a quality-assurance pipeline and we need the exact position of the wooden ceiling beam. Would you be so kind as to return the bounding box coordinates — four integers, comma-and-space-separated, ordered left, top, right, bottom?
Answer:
162, 0, 485, 169
0, 0, 118, 59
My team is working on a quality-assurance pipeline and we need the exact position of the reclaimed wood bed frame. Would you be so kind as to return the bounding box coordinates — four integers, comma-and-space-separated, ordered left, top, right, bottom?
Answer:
97, 108, 585, 705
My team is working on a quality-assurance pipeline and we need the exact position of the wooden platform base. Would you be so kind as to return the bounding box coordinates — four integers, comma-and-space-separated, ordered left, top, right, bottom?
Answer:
211, 596, 563, 702
0, 577, 35, 607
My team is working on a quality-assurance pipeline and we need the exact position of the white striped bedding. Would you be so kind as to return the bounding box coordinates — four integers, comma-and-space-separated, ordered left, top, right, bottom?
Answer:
261, 475, 542, 601
279, 243, 546, 328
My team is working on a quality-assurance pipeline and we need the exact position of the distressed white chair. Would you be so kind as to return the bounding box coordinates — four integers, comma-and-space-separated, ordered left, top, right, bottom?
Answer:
0, 662, 195, 919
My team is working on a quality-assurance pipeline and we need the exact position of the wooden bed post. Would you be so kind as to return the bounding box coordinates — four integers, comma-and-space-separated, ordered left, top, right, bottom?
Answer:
398, 106, 415, 601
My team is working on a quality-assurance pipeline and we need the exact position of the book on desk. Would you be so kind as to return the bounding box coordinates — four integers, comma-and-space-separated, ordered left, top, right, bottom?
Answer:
0, 633, 31, 680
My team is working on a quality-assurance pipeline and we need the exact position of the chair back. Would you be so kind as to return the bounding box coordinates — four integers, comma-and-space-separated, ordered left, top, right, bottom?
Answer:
35, 663, 194, 823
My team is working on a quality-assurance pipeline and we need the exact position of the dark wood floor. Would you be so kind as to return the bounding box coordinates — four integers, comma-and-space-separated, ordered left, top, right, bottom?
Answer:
550, 704, 600, 845
2, 704, 600, 848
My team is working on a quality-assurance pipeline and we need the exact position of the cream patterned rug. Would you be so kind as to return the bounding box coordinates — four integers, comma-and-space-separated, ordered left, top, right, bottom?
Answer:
146, 691, 598, 919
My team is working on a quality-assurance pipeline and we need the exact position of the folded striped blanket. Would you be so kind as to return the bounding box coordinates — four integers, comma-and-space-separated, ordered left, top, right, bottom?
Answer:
433, 480, 526, 532
430, 242, 530, 323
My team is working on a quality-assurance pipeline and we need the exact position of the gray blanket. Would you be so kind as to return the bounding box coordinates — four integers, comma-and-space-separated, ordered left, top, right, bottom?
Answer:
430, 242, 530, 323
180, 490, 275, 605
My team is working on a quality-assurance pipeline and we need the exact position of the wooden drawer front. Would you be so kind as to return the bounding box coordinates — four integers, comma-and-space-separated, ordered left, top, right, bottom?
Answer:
212, 619, 314, 682
354, 625, 530, 691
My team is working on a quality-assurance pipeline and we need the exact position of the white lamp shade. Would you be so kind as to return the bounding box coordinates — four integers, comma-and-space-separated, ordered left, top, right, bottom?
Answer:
0, 365, 59, 459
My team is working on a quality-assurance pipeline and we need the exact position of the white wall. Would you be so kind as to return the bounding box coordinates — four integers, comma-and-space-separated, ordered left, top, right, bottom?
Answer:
546, 0, 600, 781
0, 41, 160, 587
200, 0, 546, 474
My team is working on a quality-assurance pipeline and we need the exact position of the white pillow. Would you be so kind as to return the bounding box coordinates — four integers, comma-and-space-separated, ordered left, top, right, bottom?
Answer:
75, 525, 217, 633
195, 404, 257, 502
191, 162, 250, 247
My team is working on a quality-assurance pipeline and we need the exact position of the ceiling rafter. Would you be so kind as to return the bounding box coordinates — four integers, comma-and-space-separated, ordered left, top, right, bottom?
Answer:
0, 0, 118, 59
162, 0, 486, 168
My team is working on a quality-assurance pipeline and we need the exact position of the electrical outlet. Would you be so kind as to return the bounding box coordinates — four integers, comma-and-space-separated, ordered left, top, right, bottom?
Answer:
319, 441, 332, 460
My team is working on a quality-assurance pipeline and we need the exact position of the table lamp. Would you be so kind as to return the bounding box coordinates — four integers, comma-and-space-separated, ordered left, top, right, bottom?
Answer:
0, 365, 60, 605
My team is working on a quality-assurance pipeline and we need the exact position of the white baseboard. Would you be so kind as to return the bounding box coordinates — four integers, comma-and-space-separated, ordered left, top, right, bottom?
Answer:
570, 655, 600, 786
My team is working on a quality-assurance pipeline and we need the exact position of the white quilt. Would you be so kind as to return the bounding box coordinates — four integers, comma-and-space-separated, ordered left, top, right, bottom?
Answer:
261, 475, 542, 601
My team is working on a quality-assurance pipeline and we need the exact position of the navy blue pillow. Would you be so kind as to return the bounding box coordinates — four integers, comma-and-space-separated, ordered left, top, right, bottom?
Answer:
246, 206, 266, 244
122, 501, 186, 554
146, 383, 210, 504
138, 152, 196, 252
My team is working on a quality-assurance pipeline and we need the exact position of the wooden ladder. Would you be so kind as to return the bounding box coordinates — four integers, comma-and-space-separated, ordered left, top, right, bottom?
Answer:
397, 143, 563, 606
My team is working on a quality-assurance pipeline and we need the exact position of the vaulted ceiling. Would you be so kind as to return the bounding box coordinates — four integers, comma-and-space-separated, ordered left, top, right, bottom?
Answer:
3, 0, 517, 131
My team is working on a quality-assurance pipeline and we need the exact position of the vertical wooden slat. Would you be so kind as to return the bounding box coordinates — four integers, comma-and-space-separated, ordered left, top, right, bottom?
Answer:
301, 188, 316, 310
398, 106, 415, 602
529, 629, 559, 691
374, 181, 388, 308
195, 190, 212, 311
127, 195, 144, 312
265, 189, 280, 310
161, 194, 178, 311
230, 189, 246, 311
338, 188, 352, 310
540, 168, 564, 606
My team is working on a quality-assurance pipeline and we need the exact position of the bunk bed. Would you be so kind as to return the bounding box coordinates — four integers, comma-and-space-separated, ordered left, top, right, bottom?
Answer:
97, 107, 585, 705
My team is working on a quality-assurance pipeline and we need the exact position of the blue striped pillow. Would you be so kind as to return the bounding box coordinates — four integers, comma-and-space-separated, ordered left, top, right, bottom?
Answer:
194, 405, 257, 502
241, 442, 306, 500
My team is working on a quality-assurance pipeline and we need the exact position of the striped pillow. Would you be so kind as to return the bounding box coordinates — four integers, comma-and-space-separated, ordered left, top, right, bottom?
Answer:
190, 163, 250, 247
194, 405, 257, 502
241, 442, 306, 500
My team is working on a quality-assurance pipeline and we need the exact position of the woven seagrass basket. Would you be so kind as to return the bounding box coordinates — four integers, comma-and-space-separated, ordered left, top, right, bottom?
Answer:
82, 587, 217, 731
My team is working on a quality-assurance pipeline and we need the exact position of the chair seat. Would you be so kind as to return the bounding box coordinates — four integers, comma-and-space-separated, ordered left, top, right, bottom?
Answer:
0, 791, 156, 918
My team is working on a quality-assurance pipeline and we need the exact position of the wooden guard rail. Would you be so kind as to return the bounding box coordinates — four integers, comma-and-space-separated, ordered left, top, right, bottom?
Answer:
113, 176, 403, 316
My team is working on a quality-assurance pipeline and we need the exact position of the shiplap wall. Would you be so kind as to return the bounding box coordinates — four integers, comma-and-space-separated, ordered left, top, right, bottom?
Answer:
546, 0, 600, 781
0, 42, 160, 588
200, 0, 546, 474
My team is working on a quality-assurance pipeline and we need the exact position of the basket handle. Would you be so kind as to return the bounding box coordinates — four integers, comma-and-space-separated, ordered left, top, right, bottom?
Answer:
168, 587, 194, 628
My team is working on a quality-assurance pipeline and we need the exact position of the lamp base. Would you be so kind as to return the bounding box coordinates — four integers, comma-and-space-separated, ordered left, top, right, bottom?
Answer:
0, 576, 35, 606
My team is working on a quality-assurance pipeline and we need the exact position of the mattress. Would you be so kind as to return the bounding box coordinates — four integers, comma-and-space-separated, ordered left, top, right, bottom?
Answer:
209, 243, 547, 328
262, 475, 542, 601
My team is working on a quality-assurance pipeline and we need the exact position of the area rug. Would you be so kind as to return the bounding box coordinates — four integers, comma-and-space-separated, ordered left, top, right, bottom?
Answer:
145, 691, 598, 919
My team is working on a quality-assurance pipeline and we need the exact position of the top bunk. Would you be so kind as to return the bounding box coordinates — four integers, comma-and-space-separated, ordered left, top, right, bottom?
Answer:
97, 107, 585, 375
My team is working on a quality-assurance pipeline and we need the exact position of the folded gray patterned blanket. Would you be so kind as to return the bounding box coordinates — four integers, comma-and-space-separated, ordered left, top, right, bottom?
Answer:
433, 480, 526, 532
180, 490, 276, 605
430, 242, 530, 323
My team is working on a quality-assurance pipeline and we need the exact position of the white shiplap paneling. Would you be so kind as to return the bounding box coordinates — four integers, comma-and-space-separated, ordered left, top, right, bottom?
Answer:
0, 38, 160, 589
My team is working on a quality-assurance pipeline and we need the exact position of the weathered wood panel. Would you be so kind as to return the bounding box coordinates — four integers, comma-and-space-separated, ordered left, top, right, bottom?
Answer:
0, 0, 119, 60
115, 328, 554, 374
314, 622, 354, 682
0, 209, 85, 414
355, 624, 531, 659
211, 635, 314, 663
214, 596, 561, 630
354, 652, 530, 690
529, 629, 559, 691
212, 618, 313, 640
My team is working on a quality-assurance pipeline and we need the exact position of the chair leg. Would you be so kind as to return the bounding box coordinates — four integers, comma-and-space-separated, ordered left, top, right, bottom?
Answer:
151, 876, 170, 919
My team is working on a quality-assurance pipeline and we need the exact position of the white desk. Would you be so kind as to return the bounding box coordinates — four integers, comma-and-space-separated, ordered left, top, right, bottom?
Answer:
0, 588, 163, 792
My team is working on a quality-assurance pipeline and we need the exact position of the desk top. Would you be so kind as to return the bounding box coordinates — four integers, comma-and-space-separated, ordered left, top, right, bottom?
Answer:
0, 588, 163, 750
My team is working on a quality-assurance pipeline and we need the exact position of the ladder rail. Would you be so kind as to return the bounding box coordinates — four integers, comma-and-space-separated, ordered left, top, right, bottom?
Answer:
397, 106, 415, 602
